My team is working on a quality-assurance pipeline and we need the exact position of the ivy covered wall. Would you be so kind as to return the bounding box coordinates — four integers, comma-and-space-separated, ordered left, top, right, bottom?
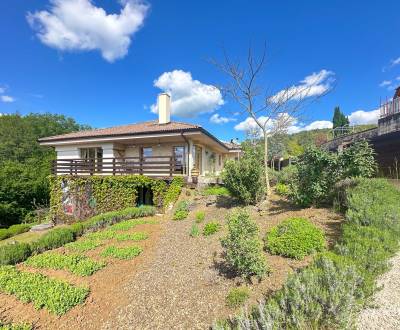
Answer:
48, 175, 184, 223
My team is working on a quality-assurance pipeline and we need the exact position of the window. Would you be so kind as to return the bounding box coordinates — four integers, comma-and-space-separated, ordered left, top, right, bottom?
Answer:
173, 146, 185, 174
218, 155, 222, 166
80, 147, 102, 160
141, 147, 152, 158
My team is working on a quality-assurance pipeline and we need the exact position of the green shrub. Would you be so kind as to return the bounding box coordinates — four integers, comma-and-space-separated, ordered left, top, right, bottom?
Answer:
275, 183, 289, 196
0, 265, 89, 315
115, 232, 148, 241
226, 287, 250, 308
202, 186, 230, 196
190, 224, 200, 237
265, 218, 326, 260
65, 239, 102, 252
164, 177, 185, 208
101, 245, 143, 260
0, 224, 31, 241
32, 228, 74, 253
85, 230, 115, 241
109, 218, 157, 231
195, 211, 205, 223
0, 322, 32, 330
173, 201, 189, 221
275, 165, 298, 185
0, 243, 32, 266
221, 209, 269, 279
25, 252, 105, 276
203, 222, 221, 236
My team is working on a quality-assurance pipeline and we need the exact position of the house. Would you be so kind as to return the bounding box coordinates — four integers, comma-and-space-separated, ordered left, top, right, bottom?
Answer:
39, 93, 241, 183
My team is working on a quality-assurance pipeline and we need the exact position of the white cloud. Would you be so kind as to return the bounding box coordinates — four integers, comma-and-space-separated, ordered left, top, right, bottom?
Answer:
380, 80, 392, 87
302, 120, 332, 131
397, 76, 400, 81
1, 95, 15, 103
27, 0, 149, 62
234, 113, 298, 135
0, 87, 5, 94
391, 57, 400, 67
348, 109, 380, 125
269, 69, 334, 103
151, 70, 224, 118
209, 113, 235, 124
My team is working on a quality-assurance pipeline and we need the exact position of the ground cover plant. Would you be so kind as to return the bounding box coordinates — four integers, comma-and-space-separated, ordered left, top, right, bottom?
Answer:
221, 209, 269, 279
0, 224, 32, 241
65, 239, 103, 252
225, 287, 250, 308
114, 232, 148, 241
0, 265, 89, 315
195, 211, 205, 223
101, 245, 143, 260
216, 178, 400, 329
265, 218, 326, 260
0, 322, 32, 330
173, 201, 189, 221
202, 186, 230, 196
275, 183, 289, 196
109, 218, 157, 231
25, 252, 106, 276
203, 222, 221, 236
190, 224, 200, 237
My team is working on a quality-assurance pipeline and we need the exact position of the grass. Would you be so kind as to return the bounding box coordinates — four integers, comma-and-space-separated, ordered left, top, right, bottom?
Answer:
0, 231, 44, 247
65, 239, 103, 252
195, 211, 205, 223
203, 221, 221, 236
109, 219, 157, 231
101, 245, 143, 260
0, 265, 89, 315
226, 287, 250, 308
202, 186, 230, 196
190, 224, 200, 237
114, 232, 148, 241
25, 252, 106, 276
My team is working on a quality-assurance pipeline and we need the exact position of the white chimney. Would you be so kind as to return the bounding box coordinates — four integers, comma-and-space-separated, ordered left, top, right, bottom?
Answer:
158, 93, 171, 124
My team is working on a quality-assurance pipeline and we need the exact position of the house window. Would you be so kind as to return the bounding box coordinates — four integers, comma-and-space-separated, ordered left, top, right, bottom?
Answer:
80, 147, 103, 160
173, 146, 185, 174
218, 155, 222, 166
141, 147, 152, 158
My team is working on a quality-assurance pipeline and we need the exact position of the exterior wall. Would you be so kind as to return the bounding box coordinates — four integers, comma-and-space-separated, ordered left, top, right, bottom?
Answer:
55, 146, 80, 159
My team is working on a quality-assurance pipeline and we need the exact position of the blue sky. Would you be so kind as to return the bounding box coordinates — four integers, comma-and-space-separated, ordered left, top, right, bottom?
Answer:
1, 0, 399, 141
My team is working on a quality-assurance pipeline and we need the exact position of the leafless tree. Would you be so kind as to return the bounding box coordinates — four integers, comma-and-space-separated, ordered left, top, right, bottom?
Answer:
211, 44, 332, 195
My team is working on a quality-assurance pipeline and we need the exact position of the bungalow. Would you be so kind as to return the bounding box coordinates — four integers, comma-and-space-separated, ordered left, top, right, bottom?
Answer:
39, 93, 241, 183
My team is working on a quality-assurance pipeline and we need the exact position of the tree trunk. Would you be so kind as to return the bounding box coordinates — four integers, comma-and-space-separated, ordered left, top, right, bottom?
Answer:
264, 132, 271, 196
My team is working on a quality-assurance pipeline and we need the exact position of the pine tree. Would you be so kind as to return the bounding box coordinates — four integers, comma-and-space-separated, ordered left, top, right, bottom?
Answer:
332, 106, 349, 128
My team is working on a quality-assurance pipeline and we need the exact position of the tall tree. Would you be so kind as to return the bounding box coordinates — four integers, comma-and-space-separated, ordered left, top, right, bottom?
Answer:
332, 106, 349, 128
212, 45, 331, 195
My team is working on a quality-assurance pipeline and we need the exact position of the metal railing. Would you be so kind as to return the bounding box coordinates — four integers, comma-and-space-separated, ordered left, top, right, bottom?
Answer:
381, 98, 400, 118
52, 156, 184, 177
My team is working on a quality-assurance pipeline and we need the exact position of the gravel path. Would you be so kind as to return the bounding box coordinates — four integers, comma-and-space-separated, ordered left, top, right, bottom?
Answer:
357, 252, 400, 330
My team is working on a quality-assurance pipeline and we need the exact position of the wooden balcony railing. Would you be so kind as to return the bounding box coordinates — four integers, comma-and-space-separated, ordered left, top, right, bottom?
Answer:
52, 156, 184, 177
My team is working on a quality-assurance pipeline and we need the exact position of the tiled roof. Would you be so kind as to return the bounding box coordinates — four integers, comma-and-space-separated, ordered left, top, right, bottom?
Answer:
38, 120, 201, 142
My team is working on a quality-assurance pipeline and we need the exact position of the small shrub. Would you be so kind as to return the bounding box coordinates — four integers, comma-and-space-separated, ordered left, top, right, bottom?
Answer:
275, 165, 298, 185
0, 265, 89, 315
115, 232, 148, 241
265, 218, 326, 260
0, 243, 32, 266
275, 183, 289, 196
173, 201, 189, 221
164, 177, 185, 208
202, 186, 230, 196
25, 252, 106, 276
221, 209, 269, 279
226, 287, 250, 308
190, 224, 200, 237
195, 211, 206, 223
0, 322, 32, 330
109, 218, 157, 231
85, 230, 115, 241
65, 239, 102, 252
101, 245, 143, 260
32, 228, 74, 253
0, 224, 31, 241
203, 222, 221, 236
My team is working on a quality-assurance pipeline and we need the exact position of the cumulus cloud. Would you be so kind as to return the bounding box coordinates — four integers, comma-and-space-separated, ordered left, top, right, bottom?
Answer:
209, 113, 236, 124
27, 0, 149, 62
234, 114, 298, 135
391, 57, 400, 67
348, 109, 380, 125
1, 95, 15, 103
151, 70, 224, 118
269, 69, 334, 103
380, 80, 392, 87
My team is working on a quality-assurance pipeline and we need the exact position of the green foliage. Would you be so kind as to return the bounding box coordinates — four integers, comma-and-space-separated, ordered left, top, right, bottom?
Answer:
0, 113, 88, 227
203, 221, 221, 236
25, 252, 105, 276
114, 232, 148, 241
195, 211, 205, 223
163, 177, 185, 208
32, 228, 74, 253
275, 183, 289, 196
202, 186, 230, 196
173, 201, 189, 220
265, 218, 326, 260
0, 224, 31, 241
109, 218, 157, 231
221, 209, 269, 279
0, 265, 89, 315
289, 142, 377, 207
275, 165, 298, 184
332, 106, 349, 129
190, 224, 200, 237
0, 322, 32, 330
65, 239, 102, 252
222, 145, 265, 205
0, 243, 31, 266
101, 245, 143, 260
225, 287, 250, 308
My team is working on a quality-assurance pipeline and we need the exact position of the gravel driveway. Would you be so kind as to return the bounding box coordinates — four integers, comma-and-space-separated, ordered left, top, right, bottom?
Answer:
357, 252, 400, 330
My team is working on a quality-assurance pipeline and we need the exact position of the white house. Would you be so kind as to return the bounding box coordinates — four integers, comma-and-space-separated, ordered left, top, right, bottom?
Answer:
39, 93, 241, 183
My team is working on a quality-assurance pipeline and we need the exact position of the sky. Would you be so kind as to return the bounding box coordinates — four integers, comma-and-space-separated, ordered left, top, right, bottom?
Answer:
1, 0, 400, 141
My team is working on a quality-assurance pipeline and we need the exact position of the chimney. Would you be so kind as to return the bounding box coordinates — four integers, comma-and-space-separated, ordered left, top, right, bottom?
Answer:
158, 93, 171, 124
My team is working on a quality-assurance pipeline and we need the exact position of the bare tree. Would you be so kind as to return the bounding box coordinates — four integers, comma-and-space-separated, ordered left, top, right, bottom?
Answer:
211, 44, 332, 195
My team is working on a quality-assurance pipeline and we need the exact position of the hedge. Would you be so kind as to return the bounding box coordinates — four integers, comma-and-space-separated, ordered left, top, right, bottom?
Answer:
214, 178, 400, 329
0, 224, 31, 241
0, 205, 156, 266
